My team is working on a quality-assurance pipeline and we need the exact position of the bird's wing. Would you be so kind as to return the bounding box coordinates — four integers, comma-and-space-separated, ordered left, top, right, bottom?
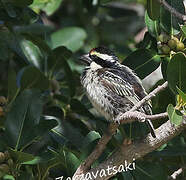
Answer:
97, 68, 151, 114
98, 69, 140, 107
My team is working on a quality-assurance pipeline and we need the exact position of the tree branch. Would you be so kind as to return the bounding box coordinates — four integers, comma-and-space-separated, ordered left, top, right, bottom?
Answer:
117, 111, 168, 124
156, 0, 186, 21
84, 116, 186, 180
73, 81, 168, 178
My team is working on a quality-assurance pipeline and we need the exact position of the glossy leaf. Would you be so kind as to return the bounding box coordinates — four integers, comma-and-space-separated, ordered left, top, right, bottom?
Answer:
145, 11, 160, 38
151, 80, 175, 114
64, 151, 80, 175
147, 0, 160, 20
181, 25, 186, 38
0, 32, 27, 63
23, 34, 51, 56
47, 46, 72, 76
53, 120, 85, 150
31, 0, 63, 16
167, 104, 183, 126
160, 0, 184, 35
17, 66, 49, 91
5, 89, 43, 149
70, 99, 94, 119
19, 38, 44, 69
32, 116, 58, 139
44, 106, 64, 120
122, 49, 161, 79
161, 57, 170, 81
50, 27, 87, 52
167, 52, 186, 94
50, 131, 68, 146
20, 7, 39, 24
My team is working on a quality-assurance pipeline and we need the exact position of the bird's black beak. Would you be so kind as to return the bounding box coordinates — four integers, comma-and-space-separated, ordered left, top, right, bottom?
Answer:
79, 54, 92, 65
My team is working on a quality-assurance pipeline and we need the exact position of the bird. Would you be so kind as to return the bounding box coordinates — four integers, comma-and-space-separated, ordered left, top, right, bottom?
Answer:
79, 46, 156, 138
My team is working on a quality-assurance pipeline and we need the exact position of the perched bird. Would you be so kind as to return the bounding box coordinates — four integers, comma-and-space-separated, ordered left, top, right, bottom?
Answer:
79, 46, 156, 138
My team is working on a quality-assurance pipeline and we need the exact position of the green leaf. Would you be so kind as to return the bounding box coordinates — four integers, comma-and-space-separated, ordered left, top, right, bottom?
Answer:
17, 66, 49, 91
20, 7, 39, 24
23, 34, 51, 56
30, 0, 63, 16
151, 79, 175, 114
19, 38, 44, 69
82, 131, 101, 149
122, 49, 161, 79
167, 52, 186, 94
32, 117, 58, 139
176, 87, 186, 103
53, 120, 85, 150
47, 46, 72, 76
70, 99, 94, 119
0, 32, 27, 64
181, 25, 186, 38
167, 104, 183, 126
2, 175, 15, 180
145, 11, 160, 38
160, 0, 184, 35
49, 27, 87, 52
5, 89, 44, 149
7, 68, 19, 103
161, 57, 170, 81
44, 106, 64, 120
147, 0, 160, 20
64, 150, 80, 175
9, 149, 39, 164
16, 172, 33, 180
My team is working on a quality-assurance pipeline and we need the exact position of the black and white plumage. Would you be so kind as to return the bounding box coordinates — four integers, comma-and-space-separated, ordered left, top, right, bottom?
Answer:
79, 46, 156, 138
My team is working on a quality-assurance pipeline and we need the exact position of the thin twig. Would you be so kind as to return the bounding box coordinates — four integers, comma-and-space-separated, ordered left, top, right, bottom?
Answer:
156, 0, 186, 21
73, 81, 168, 178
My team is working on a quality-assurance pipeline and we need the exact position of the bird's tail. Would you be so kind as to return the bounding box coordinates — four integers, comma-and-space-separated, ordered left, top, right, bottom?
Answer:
145, 119, 156, 138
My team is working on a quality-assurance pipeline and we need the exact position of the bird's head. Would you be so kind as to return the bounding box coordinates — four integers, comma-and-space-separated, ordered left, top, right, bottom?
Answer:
79, 46, 119, 68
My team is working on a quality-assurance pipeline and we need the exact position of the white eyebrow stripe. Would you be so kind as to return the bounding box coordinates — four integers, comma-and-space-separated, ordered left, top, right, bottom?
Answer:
91, 52, 115, 62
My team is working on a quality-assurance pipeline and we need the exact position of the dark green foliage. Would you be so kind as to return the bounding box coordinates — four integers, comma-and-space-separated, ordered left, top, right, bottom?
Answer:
0, 0, 185, 179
